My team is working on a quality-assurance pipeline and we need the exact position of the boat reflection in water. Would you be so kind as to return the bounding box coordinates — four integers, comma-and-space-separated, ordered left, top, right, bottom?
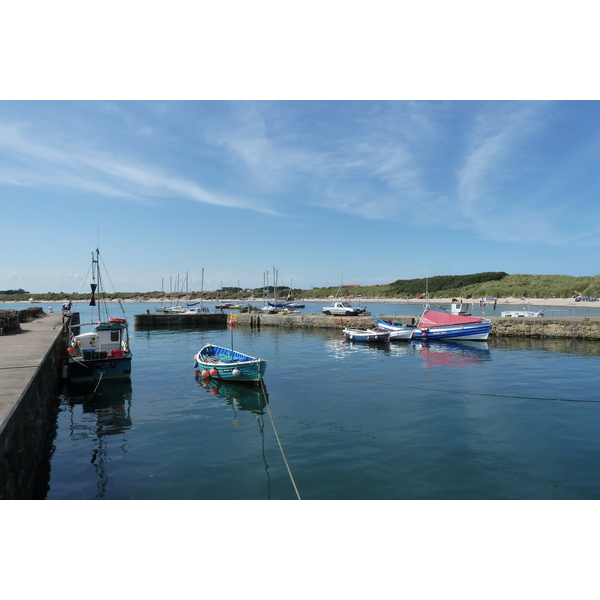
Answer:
324, 337, 398, 360
63, 379, 133, 499
195, 375, 271, 498
195, 377, 268, 414
413, 340, 491, 368
66, 379, 133, 435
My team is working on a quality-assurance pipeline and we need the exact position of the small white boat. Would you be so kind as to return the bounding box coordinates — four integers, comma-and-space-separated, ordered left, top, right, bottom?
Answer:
501, 309, 544, 317
182, 306, 212, 314
342, 327, 391, 342
373, 317, 416, 340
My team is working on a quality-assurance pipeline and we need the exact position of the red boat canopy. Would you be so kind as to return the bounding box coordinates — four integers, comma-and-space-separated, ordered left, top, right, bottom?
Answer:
419, 309, 484, 328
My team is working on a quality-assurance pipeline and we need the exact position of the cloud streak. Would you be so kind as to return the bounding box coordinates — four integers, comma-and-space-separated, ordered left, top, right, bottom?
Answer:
0, 120, 279, 215
3, 101, 600, 250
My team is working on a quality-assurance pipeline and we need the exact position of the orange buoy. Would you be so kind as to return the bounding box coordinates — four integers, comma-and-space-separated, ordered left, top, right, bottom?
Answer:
210, 368, 218, 377
202, 370, 210, 378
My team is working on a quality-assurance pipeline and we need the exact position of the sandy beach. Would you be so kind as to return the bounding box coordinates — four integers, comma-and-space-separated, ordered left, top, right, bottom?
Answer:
4, 295, 598, 309
336, 296, 599, 308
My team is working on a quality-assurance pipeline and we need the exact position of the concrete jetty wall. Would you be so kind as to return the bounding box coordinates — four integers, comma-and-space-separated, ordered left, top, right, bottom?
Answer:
0, 311, 69, 499
491, 316, 600, 339
133, 313, 228, 327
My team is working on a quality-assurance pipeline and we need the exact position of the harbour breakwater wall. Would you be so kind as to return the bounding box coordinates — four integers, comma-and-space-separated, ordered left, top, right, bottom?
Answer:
0, 312, 71, 499
231, 313, 600, 339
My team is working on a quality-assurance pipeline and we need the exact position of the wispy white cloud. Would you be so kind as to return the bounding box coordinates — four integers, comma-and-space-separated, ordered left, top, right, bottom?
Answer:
0, 119, 279, 215
455, 102, 564, 243
198, 102, 437, 220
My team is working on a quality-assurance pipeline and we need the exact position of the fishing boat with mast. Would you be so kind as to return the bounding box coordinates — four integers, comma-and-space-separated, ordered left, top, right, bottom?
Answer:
67, 249, 133, 383
411, 309, 492, 341
404, 280, 491, 342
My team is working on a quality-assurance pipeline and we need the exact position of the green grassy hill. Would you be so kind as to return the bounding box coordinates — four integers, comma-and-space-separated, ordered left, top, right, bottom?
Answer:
4, 272, 600, 302
304, 272, 600, 300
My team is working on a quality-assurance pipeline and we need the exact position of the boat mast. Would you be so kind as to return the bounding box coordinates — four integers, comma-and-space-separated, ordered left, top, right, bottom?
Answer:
89, 249, 101, 322
264, 271, 268, 304
200, 268, 204, 308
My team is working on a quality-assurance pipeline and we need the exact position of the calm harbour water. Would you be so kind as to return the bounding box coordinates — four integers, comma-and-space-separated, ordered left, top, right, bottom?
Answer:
13, 300, 600, 500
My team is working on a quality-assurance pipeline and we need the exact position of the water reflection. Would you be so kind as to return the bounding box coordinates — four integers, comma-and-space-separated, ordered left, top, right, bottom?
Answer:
196, 377, 268, 414
489, 336, 600, 356
195, 377, 272, 498
324, 338, 415, 360
67, 380, 133, 434
63, 380, 133, 499
413, 340, 491, 368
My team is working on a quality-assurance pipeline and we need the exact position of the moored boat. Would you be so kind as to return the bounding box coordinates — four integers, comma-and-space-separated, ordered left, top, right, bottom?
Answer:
501, 309, 544, 317
412, 309, 491, 341
182, 306, 212, 314
215, 303, 234, 310
194, 343, 266, 383
342, 327, 391, 342
373, 317, 416, 340
67, 249, 133, 383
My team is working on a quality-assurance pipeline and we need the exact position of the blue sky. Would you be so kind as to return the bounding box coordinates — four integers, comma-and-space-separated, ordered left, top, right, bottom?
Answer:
2, 100, 600, 293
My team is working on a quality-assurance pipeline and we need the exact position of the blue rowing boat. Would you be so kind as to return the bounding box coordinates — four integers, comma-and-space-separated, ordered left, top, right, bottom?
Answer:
412, 309, 491, 341
194, 344, 266, 383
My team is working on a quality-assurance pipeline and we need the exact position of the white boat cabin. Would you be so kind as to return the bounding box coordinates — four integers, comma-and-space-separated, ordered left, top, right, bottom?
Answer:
71, 322, 129, 357
450, 302, 471, 316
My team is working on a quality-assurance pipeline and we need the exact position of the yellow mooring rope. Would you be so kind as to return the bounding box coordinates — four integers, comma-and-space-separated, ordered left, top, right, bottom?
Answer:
259, 376, 302, 500
90, 371, 104, 398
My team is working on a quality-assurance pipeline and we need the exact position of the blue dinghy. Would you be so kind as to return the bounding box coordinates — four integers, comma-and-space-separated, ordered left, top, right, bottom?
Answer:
194, 344, 266, 383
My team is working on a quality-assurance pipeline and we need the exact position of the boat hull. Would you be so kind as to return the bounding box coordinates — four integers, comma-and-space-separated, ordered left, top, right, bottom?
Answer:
386, 328, 415, 340
68, 355, 132, 383
373, 318, 416, 340
411, 323, 491, 341
343, 328, 391, 342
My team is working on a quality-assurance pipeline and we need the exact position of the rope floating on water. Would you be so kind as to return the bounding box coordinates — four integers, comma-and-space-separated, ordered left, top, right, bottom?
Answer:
266, 360, 600, 404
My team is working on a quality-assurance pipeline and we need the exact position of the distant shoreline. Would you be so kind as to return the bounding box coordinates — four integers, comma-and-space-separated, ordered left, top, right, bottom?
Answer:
3, 296, 599, 308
